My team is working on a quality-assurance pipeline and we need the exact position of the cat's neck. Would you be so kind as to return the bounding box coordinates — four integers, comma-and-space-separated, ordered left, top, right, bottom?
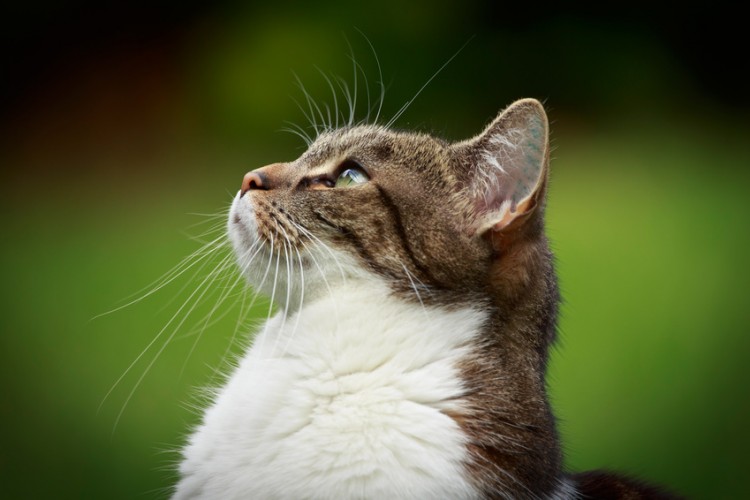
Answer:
455, 237, 563, 497
454, 305, 563, 496
179, 280, 489, 498
249, 278, 487, 364
252, 275, 564, 497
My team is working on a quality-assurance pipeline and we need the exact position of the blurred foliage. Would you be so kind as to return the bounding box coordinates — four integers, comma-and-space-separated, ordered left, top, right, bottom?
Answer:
1, 2, 748, 499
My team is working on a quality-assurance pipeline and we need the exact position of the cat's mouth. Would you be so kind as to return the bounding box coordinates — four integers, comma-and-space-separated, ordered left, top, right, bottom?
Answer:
230, 191, 305, 252
228, 191, 260, 245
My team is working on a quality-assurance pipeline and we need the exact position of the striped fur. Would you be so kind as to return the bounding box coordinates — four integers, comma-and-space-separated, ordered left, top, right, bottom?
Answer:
175, 99, 678, 499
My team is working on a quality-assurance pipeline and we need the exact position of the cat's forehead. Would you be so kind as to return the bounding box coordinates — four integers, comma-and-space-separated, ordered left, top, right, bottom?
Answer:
296, 125, 449, 170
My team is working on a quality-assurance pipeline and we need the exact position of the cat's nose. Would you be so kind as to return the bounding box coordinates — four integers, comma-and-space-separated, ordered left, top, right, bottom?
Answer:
241, 171, 268, 196
240, 163, 287, 196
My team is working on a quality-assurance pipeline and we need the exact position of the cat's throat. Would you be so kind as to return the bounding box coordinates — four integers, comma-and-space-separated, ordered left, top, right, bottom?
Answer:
176, 280, 489, 499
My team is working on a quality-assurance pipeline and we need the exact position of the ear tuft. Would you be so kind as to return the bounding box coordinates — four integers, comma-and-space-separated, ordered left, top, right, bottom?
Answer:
456, 98, 549, 235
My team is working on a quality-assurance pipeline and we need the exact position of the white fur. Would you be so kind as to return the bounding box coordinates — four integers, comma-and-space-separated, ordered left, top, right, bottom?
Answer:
175, 191, 575, 499
175, 277, 487, 499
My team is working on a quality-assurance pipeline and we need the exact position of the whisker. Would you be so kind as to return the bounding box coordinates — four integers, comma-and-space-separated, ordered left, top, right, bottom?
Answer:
106, 248, 235, 430
293, 221, 348, 284
335, 76, 354, 128
254, 232, 280, 357
346, 36, 358, 126
293, 72, 327, 137
182, 214, 230, 234
354, 56, 372, 125
151, 242, 231, 317
185, 211, 230, 219
269, 223, 294, 356
210, 246, 274, 385
385, 37, 473, 129
316, 67, 341, 130
177, 239, 262, 375
181, 223, 229, 245
341, 34, 358, 126
289, 96, 317, 140
400, 262, 427, 316
92, 234, 227, 320
280, 244, 305, 357
173, 285, 245, 343
355, 28, 386, 125
323, 102, 333, 132
291, 74, 318, 133
280, 121, 313, 147
287, 218, 342, 327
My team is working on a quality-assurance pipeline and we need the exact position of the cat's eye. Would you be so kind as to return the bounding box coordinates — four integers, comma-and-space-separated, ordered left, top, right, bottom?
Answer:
335, 162, 369, 188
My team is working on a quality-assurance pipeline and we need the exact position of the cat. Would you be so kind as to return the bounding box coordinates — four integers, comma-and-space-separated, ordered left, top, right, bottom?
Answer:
173, 98, 679, 499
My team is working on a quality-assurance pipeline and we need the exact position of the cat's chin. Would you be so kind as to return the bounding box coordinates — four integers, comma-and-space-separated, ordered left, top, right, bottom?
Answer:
228, 190, 260, 252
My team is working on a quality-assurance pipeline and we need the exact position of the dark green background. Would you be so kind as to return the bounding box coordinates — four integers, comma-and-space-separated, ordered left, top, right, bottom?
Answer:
2, 2, 748, 498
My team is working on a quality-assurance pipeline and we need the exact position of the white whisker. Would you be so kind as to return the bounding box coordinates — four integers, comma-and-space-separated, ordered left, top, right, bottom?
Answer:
281, 120, 313, 147
316, 67, 341, 130
289, 96, 317, 140
287, 218, 342, 327
294, 221, 348, 284
291, 74, 319, 133
178, 239, 262, 375
107, 248, 235, 431
335, 76, 354, 128
182, 223, 230, 245
355, 28, 386, 125
278, 239, 306, 357
400, 263, 427, 316
209, 249, 272, 385
254, 232, 281, 358
186, 211, 230, 219
341, 34, 359, 126
293, 72, 327, 137
385, 37, 473, 129
268, 222, 295, 357
92, 234, 227, 320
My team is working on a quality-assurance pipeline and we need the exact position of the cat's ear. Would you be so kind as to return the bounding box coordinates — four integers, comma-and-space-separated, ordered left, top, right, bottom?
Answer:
454, 98, 549, 237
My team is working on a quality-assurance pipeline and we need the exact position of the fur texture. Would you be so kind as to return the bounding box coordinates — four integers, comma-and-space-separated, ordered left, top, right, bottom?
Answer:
176, 277, 485, 499
174, 99, 678, 499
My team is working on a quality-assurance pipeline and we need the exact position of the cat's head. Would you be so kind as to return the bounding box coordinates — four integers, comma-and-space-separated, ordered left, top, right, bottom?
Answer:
228, 98, 551, 310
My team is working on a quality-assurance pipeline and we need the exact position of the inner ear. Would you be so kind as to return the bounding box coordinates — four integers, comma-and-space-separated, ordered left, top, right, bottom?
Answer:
454, 98, 549, 236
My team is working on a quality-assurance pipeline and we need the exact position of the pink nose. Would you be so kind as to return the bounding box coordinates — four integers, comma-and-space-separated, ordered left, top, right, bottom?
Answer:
240, 171, 267, 196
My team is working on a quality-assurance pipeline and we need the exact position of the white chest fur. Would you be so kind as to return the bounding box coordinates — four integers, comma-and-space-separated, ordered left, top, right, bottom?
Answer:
174, 282, 487, 499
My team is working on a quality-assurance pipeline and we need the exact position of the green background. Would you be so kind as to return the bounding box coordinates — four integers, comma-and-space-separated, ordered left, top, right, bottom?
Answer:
2, 2, 748, 498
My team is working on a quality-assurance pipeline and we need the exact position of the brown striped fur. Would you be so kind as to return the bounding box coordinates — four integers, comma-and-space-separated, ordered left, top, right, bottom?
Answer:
243, 99, 678, 498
